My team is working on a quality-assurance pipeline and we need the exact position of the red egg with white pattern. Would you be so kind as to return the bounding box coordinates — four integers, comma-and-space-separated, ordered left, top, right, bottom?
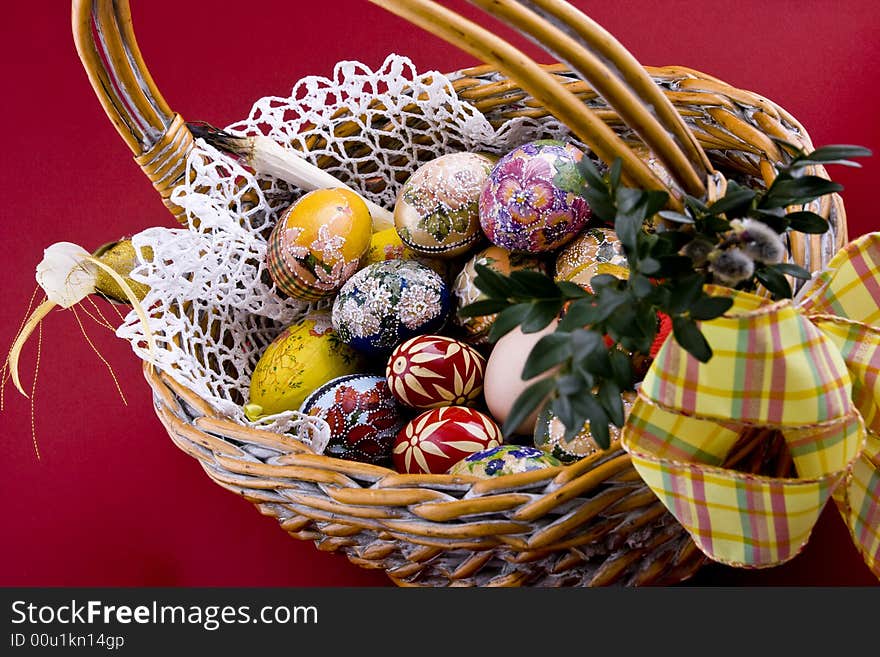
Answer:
385, 335, 486, 409
392, 406, 503, 474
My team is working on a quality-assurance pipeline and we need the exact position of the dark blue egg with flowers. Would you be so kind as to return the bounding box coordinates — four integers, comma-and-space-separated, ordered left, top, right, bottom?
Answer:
331, 259, 451, 357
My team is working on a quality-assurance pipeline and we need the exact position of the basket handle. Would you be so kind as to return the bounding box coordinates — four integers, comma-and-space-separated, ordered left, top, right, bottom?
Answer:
72, 0, 193, 222
371, 0, 720, 203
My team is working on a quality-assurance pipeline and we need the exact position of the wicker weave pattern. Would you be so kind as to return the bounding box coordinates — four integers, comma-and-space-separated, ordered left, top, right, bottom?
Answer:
73, 0, 848, 586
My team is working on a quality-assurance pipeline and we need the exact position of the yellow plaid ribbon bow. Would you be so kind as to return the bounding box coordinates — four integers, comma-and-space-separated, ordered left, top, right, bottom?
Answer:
621, 232, 880, 575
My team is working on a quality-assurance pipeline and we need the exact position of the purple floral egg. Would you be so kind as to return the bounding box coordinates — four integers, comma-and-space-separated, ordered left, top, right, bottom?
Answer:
479, 140, 592, 253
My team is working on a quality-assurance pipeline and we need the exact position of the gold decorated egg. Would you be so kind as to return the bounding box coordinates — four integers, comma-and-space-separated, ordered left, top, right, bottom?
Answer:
534, 391, 637, 462
393, 152, 494, 258
554, 227, 628, 288
452, 245, 546, 344
267, 188, 372, 301
245, 310, 365, 420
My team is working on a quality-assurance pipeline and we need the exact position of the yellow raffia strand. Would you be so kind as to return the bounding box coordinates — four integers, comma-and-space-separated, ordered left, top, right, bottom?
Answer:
1, 285, 40, 411
71, 305, 127, 406
8, 300, 57, 398
29, 321, 42, 460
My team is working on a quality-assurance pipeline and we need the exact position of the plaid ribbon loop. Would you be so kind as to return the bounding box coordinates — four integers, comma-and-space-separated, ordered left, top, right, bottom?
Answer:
621, 233, 880, 575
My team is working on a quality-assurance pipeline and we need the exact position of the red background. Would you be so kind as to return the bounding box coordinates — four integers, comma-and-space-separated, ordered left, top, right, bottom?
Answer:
2, 0, 879, 587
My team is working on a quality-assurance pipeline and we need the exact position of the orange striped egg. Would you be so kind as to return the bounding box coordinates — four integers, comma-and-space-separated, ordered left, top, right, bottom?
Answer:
385, 335, 486, 409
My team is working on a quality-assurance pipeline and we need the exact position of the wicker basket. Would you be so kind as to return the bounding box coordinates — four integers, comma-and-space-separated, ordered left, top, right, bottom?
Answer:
71, 0, 848, 587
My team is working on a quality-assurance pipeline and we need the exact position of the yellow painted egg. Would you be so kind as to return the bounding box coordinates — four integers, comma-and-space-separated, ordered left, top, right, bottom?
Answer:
267, 188, 372, 301
363, 227, 415, 265
483, 320, 559, 436
452, 245, 546, 344
245, 310, 365, 420
554, 227, 629, 288
394, 152, 494, 258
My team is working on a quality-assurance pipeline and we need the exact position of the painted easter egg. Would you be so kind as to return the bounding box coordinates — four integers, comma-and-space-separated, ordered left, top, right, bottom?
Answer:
331, 259, 451, 356
267, 188, 372, 301
362, 226, 451, 279
554, 227, 629, 287
385, 335, 486, 409
392, 406, 502, 474
479, 140, 591, 253
245, 311, 365, 421
452, 245, 546, 344
394, 152, 494, 258
300, 374, 405, 464
534, 391, 637, 463
483, 320, 559, 436
448, 444, 562, 478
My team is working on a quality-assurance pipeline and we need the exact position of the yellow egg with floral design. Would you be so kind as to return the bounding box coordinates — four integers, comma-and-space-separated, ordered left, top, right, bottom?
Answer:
245, 311, 366, 420
267, 188, 372, 301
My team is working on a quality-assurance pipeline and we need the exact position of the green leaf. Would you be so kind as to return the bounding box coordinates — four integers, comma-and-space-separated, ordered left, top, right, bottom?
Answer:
556, 374, 584, 396
473, 264, 513, 299
616, 187, 645, 215
503, 377, 556, 437
457, 298, 510, 318
522, 332, 572, 379
639, 257, 661, 275
557, 281, 591, 299
785, 211, 829, 234
598, 379, 625, 426
487, 304, 530, 342
672, 316, 712, 363
520, 300, 563, 333
615, 212, 642, 253
569, 328, 604, 362
577, 157, 606, 188
658, 210, 695, 224
770, 262, 812, 280
755, 265, 793, 299
630, 274, 654, 299
551, 395, 578, 436
569, 394, 610, 448
508, 269, 562, 298
683, 194, 710, 215
689, 295, 734, 321
558, 298, 602, 331
797, 144, 872, 164
609, 157, 623, 189
642, 190, 671, 218
667, 274, 705, 314
708, 183, 756, 216
761, 176, 844, 208
589, 274, 620, 291
608, 349, 633, 389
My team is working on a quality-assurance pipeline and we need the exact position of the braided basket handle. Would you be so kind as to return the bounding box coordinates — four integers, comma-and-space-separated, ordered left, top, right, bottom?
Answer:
72, 0, 193, 222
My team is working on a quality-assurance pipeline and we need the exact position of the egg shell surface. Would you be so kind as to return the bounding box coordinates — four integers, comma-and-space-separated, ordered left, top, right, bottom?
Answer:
267, 188, 372, 301
300, 374, 404, 464
247, 311, 364, 419
394, 152, 494, 258
386, 334, 486, 409
479, 140, 591, 253
331, 259, 451, 357
392, 406, 502, 474
483, 320, 559, 436
448, 444, 561, 478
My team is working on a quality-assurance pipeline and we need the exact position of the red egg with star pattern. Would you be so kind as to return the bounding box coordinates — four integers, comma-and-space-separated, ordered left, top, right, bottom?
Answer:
385, 335, 486, 409
392, 406, 503, 474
